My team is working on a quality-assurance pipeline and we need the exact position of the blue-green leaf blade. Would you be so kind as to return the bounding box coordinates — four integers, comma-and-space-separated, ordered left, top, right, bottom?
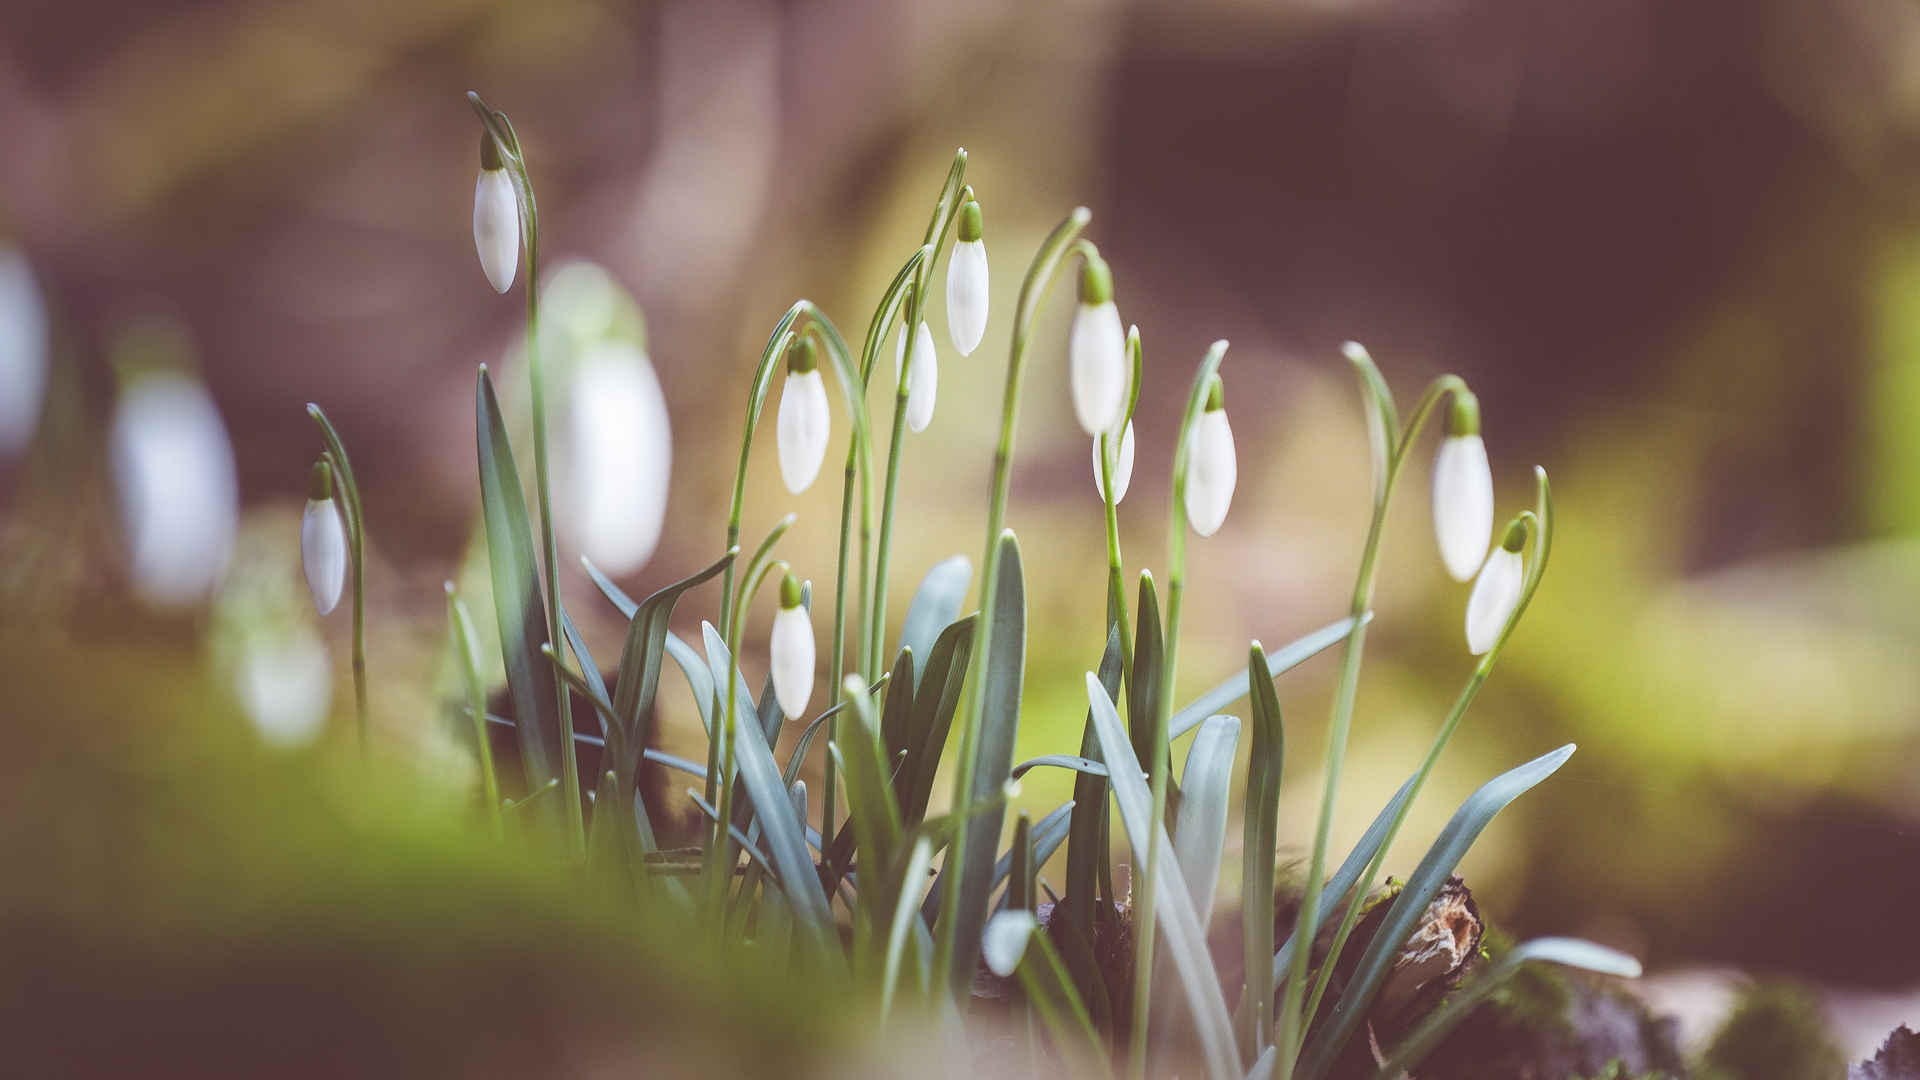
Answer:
1173, 713, 1240, 929
897, 554, 970, 683
1170, 615, 1366, 741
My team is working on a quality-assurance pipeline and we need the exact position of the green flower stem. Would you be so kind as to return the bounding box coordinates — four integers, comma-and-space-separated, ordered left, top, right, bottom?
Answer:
934, 205, 1091, 999
305, 406, 368, 753
717, 322, 799, 641
1099, 327, 1145, 668
469, 92, 583, 856
1129, 339, 1229, 1079
1275, 359, 1464, 1076
866, 161, 969, 680
446, 582, 502, 837
1296, 473, 1551, 1041
710, 527, 793, 914
827, 243, 932, 869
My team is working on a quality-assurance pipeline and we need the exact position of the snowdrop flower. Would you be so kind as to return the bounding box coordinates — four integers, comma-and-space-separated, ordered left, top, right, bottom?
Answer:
776, 337, 830, 494
982, 909, 1038, 978
1465, 521, 1526, 655
300, 461, 348, 616
1092, 418, 1135, 503
945, 197, 989, 356
237, 623, 332, 748
1432, 389, 1494, 582
567, 341, 672, 576
895, 318, 938, 433
472, 133, 519, 294
110, 371, 238, 608
0, 248, 48, 458
1183, 375, 1237, 537
769, 573, 814, 719
1068, 254, 1126, 435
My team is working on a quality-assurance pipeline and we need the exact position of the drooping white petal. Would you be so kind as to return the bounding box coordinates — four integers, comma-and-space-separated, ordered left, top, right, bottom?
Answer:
776, 367, 831, 494
946, 238, 989, 356
237, 625, 332, 749
1184, 409, 1237, 537
1068, 301, 1127, 436
1092, 418, 1136, 504
769, 605, 815, 718
110, 374, 238, 608
1464, 546, 1524, 655
300, 498, 348, 616
1432, 434, 1494, 581
982, 909, 1038, 978
0, 249, 48, 458
472, 168, 520, 294
567, 342, 672, 576
904, 321, 938, 433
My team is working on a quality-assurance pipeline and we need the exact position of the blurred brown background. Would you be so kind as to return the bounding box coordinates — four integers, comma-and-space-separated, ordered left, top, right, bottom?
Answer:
4, 0, 1920, 1054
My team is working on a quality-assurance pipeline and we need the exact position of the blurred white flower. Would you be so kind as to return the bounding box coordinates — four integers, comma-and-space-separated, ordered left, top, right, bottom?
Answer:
982, 909, 1037, 977
237, 624, 332, 748
895, 320, 938, 433
776, 341, 830, 495
946, 199, 989, 356
1069, 257, 1126, 436
1432, 391, 1493, 582
110, 373, 238, 608
300, 463, 348, 616
769, 576, 814, 719
1465, 530, 1525, 655
0, 248, 48, 458
567, 341, 672, 576
472, 135, 519, 294
1092, 418, 1136, 504
1184, 378, 1236, 537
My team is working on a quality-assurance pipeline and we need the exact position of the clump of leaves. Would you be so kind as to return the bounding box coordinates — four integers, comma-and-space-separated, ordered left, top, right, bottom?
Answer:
1699, 982, 1845, 1080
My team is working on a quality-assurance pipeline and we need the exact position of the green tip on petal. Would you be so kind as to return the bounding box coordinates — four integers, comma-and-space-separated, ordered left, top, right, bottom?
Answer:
478, 129, 502, 171
308, 459, 333, 501
1204, 374, 1225, 412
1501, 517, 1527, 552
1448, 389, 1481, 437
1078, 253, 1113, 305
786, 335, 817, 375
779, 572, 804, 610
957, 198, 984, 242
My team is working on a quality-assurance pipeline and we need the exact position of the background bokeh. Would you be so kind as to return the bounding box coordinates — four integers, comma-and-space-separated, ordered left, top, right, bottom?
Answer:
4, 0, 1919, 1057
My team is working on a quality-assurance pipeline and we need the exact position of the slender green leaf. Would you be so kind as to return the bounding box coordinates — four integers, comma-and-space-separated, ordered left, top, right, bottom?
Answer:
1173, 713, 1240, 928
925, 799, 1074, 924
784, 676, 889, 788
899, 613, 977, 824
1372, 937, 1640, 1079
1007, 813, 1036, 914
723, 670, 836, 936
896, 555, 970, 683
831, 675, 906, 939
878, 647, 918, 771
942, 531, 1025, 993
1063, 622, 1126, 1027
1084, 673, 1240, 1080
685, 790, 781, 883
1169, 615, 1366, 741
1270, 772, 1418, 987
1012, 754, 1109, 780
1005, 917, 1109, 1069
1239, 646, 1284, 1058
882, 835, 937, 1020
475, 368, 560, 800
1296, 744, 1578, 1080
1128, 574, 1165, 786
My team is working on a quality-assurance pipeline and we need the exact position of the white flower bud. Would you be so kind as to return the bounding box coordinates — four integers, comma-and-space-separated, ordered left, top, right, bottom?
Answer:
1465, 535, 1524, 655
946, 200, 989, 356
1092, 418, 1136, 504
110, 373, 238, 608
1184, 386, 1236, 537
566, 342, 671, 576
983, 909, 1038, 977
0, 248, 48, 458
472, 165, 519, 294
1069, 300, 1126, 436
777, 368, 830, 496
300, 468, 348, 616
1432, 391, 1493, 581
769, 578, 814, 719
895, 320, 938, 433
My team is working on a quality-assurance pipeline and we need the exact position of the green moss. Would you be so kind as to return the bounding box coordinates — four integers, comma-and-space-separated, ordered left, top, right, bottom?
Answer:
1698, 982, 1845, 1080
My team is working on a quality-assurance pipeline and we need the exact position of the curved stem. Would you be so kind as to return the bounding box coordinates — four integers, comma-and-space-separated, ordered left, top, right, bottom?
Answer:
1099, 326, 1144, 667
1296, 479, 1551, 1036
1129, 339, 1229, 1077
934, 206, 1091, 999
718, 317, 802, 639
712, 534, 792, 914
1276, 362, 1466, 1075
306, 405, 368, 754
470, 92, 582, 855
